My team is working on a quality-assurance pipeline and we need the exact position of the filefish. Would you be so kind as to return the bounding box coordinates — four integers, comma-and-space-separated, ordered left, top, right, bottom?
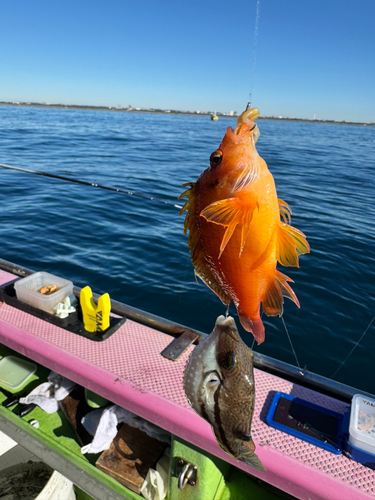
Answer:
183, 315, 266, 471
179, 108, 309, 344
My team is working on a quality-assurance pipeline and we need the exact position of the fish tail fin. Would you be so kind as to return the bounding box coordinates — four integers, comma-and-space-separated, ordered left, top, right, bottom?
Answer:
239, 439, 266, 471
276, 220, 310, 267
238, 314, 265, 345
262, 270, 300, 318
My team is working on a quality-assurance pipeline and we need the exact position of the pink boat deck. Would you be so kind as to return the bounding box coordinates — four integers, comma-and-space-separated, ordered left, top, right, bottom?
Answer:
0, 269, 374, 499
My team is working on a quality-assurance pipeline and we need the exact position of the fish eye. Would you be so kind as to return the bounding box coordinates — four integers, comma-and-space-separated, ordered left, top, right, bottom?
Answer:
210, 150, 222, 168
220, 351, 236, 370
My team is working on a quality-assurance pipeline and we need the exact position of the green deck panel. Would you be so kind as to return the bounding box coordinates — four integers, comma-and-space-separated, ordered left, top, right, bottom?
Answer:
74, 485, 96, 500
0, 404, 146, 500
0, 345, 293, 500
221, 468, 297, 500
170, 437, 296, 500
0, 344, 145, 500
169, 436, 231, 500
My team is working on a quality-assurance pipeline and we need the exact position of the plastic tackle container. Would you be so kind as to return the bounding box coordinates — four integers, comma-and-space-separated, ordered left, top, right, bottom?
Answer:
0, 356, 36, 391
349, 394, 375, 455
14, 272, 73, 314
84, 388, 109, 408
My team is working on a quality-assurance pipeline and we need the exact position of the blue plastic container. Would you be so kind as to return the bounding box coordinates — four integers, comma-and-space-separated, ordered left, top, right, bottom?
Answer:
266, 392, 345, 455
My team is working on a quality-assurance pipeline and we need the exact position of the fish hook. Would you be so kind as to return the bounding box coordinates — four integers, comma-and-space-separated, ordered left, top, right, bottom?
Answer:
225, 303, 230, 318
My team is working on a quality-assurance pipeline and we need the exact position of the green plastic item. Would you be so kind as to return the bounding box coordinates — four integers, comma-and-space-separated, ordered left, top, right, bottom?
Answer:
0, 356, 36, 391
84, 388, 109, 408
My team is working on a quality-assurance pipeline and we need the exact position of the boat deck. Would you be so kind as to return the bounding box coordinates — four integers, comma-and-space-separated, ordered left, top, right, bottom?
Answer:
0, 269, 374, 499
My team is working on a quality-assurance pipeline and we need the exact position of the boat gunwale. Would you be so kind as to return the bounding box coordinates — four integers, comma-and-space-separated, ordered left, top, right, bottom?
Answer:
0, 257, 370, 404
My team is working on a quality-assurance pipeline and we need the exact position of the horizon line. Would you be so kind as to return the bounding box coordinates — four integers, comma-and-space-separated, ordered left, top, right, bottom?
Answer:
1, 101, 373, 127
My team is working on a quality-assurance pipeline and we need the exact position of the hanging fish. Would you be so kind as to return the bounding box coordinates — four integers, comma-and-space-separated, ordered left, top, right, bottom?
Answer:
179, 108, 309, 344
183, 315, 266, 471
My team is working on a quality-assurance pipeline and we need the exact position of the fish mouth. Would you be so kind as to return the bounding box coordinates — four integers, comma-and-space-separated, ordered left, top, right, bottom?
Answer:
215, 315, 235, 327
234, 108, 260, 143
236, 107, 260, 127
215, 315, 240, 342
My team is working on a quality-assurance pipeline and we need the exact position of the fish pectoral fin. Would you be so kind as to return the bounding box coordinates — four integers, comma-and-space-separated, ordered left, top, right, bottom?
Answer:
239, 439, 267, 471
276, 221, 310, 267
263, 270, 300, 317
200, 196, 258, 258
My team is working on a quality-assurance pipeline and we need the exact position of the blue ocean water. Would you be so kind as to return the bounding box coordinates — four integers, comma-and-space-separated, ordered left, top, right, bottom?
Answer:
1, 105, 374, 393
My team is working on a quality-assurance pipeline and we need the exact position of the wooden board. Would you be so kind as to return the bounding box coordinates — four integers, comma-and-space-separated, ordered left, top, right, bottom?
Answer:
96, 423, 168, 494
59, 386, 93, 446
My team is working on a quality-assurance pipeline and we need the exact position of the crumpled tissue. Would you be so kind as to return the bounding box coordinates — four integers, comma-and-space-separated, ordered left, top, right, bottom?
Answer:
140, 448, 170, 500
19, 371, 76, 413
81, 404, 170, 455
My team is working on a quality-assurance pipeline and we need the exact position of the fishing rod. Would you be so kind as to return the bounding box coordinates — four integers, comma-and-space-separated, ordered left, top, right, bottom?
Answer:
0, 162, 183, 210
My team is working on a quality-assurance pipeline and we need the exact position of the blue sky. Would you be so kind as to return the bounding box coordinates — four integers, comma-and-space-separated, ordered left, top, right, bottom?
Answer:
1, 0, 374, 122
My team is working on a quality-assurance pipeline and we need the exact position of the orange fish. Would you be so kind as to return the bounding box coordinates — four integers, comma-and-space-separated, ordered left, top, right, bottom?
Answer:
179, 108, 309, 344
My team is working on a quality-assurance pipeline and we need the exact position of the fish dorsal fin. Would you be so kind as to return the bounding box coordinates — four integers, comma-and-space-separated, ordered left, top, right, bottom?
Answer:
200, 195, 258, 258
278, 198, 292, 224
276, 221, 310, 267
262, 270, 300, 317
179, 182, 231, 306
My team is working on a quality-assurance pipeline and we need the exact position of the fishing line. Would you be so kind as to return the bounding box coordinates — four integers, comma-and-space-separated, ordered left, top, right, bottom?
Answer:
281, 316, 302, 371
331, 313, 375, 380
0, 162, 183, 210
247, 0, 261, 109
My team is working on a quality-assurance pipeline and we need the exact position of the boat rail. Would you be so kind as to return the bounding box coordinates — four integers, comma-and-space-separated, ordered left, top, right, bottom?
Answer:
0, 257, 370, 404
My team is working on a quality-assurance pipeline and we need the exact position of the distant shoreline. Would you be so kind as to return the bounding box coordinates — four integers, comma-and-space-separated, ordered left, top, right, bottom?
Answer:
0, 101, 373, 127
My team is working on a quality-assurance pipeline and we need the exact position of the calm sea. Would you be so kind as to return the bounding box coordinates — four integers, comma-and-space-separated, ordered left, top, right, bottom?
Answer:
1, 105, 374, 393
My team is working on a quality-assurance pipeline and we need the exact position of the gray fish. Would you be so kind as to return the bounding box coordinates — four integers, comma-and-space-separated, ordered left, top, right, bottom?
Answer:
183, 315, 266, 471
